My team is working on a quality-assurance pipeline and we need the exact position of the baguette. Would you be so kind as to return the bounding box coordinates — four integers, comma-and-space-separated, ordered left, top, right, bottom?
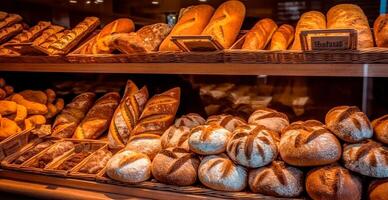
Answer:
201, 0, 246, 49
0, 23, 23, 44
0, 14, 22, 29
38, 30, 68, 49
159, 5, 215, 51
242, 18, 278, 50
32, 25, 64, 46
9, 21, 51, 43
269, 24, 295, 50
291, 11, 326, 50
73, 92, 120, 139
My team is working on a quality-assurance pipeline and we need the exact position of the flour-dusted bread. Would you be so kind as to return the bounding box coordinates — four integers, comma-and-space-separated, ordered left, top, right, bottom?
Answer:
242, 18, 278, 50
159, 5, 214, 51
327, 4, 373, 49
206, 114, 246, 132
306, 164, 362, 200
188, 124, 232, 155
270, 24, 295, 50
174, 113, 205, 128
369, 179, 388, 200
198, 154, 247, 192
160, 125, 190, 150
227, 124, 278, 168
201, 0, 246, 49
325, 106, 372, 143
291, 11, 326, 50
249, 161, 303, 197
125, 134, 161, 160
106, 150, 151, 183
151, 148, 199, 186
371, 115, 388, 145
248, 108, 289, 135
343, 139, 388, 178
279, 120, 341, 166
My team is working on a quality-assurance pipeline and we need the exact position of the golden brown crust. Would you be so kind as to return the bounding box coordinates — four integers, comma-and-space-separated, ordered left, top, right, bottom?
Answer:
372, 115, 388, 144
270, 24, 295, 50
0, 23, 23, 44
291, 11, 326, 50
9, 21, 51, 43
0, 14, 22, 30
242, 18, 278, 50
369, 179, 388, 200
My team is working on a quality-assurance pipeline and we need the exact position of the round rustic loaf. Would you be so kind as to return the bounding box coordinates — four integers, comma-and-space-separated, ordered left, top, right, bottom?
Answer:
188, 124, 232, 155
206, 114, 247, 132
151, 148, 199, 186
325, 106, 372, 143
106, 150, 151, 183
198, 154, 247, 192
279, 120, 342, 166
174, 113, 205, 128
248, 108, 289, 134
372, 115, 388, 145
226, 124, 278, 168
249, 161, 303, 197
369, 179, 388, 200
343, 139, 388, 178
125, 134, 161, 160
160, 126, 190, 150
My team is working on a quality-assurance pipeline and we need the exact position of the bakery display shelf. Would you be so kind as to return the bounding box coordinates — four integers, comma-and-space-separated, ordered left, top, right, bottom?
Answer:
0, 62, 388, 77
0, 169, 299, 200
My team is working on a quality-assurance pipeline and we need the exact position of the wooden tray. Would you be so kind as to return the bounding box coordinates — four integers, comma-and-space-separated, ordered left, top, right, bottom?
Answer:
0, 128, 35, 161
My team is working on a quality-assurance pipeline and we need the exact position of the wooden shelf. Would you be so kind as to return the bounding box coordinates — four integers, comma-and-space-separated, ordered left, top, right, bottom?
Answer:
0, 62, 388, 77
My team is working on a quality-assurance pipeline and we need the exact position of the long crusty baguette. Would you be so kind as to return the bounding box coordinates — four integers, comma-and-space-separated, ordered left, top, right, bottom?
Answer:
242, 18, 278, 50
32, 25, 64, 46
37, 30, 68, 49
73, 92, 120, 139
159, 5, 214, 51
9, 21, 51, 43
0, 14, 22, 29
0, 23, 23, 44
291, 11, 326, 50
270, 24, 295, 50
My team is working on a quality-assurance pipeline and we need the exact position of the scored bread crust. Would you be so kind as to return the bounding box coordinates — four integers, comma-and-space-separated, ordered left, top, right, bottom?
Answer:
160, 125, 190, 151
188, 124, 232, 155
371, 114, 388, 144
125, 133, 161, 160
206, 114, 246, 132
248, 108, 289, 135
242, 18, 278, 50
174, 113, 205, 128
270, 24, 295, 50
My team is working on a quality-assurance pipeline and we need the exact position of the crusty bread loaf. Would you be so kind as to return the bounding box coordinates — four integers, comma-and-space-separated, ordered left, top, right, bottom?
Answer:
325, 106, 372, 143
125, 134, 161, 160
327, 4, 373, 49
131, 87, 180, 136
227, 124, 278, 168
79, 149, 112, 174
306, 164, 362, 200
279, 120, 341, 166
0, 14, 22, 30
32, 25, 65, 46
198, 154, 247, 192
0, 117, 21, 139
151, 148, 199, 186
174, 113, 205, 128
242, 18, 278, 50
206, 114, 246, 132
106, 150, 151, 183
0, 23, 23, 44
249, 161, 303, 197
160, 125, 190, 150
9, 21, 51, 43
371, 115, 388, 145
343, 139, 388, 178
270, 24, 295, 50
291, 11, 326, 50
188, 124, 232, 155
374, 14, 388, 47
369, 179, 388, 200
73, 92, 120, 139
159, 5, 214, 51
201, 0, 246, 49
37, 30, 68, 49
248, 108, 289, 135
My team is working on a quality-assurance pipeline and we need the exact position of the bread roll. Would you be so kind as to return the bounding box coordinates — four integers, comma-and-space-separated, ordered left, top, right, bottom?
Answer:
206, 114, 246, 132
291, 11, 326, 50
106, 150, 151, 183
174, 113, 205, 128
279, 120, 341, 166
188, 124, 232, 155
327, 4, 373, 49
125, 134, 161, 160
369, 179, 388, 200
270, 24, 295, 50
343, 139, 388, 178
159, 5, 214, 51
325, 106, 372, 143
160, 125, 190, 150
198, 154, 247, 191
226, 124, 278, 168
371, 115, 388, 145
242, 18, 278, 50
97, 18, 134, 40
201, 0, 246, 49
248, 108, 289, 135
151, 148, 199, 186
306, 164, 362, 200
249, 161, 303, 197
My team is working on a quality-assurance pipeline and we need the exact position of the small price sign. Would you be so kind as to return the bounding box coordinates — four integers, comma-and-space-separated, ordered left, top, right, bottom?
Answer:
300, 29, 358, 51
171, 35, 224, 52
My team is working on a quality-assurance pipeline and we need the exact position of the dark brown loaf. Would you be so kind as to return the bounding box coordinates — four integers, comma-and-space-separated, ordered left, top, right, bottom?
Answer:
125, 134, 161, 160
342, 139, 388, 178
32, 25, 64, 46
371, 115, 388, 144
206, 114, 246, 132
279, 120, 342, 166
227, 124, 278, 168
188, 124, 232, 155
248, 108, 289, 135
161, 126, 190, 150
369, 179, 388, 200
131, 87, 180, 136
14, 140, 55, 164
151, 148, 199, 186
52, 92, 96, 138
270, 24, 295, 50
242, 18, 278, 50
325, 106, 372, 143
0, 14, 22, 29
73, 92, 120, 139
249, 161, 303, 197
306, 164, 362, 200
9, 21, 51, 43
0, 23, 23, 44
174, 113, 205, 128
